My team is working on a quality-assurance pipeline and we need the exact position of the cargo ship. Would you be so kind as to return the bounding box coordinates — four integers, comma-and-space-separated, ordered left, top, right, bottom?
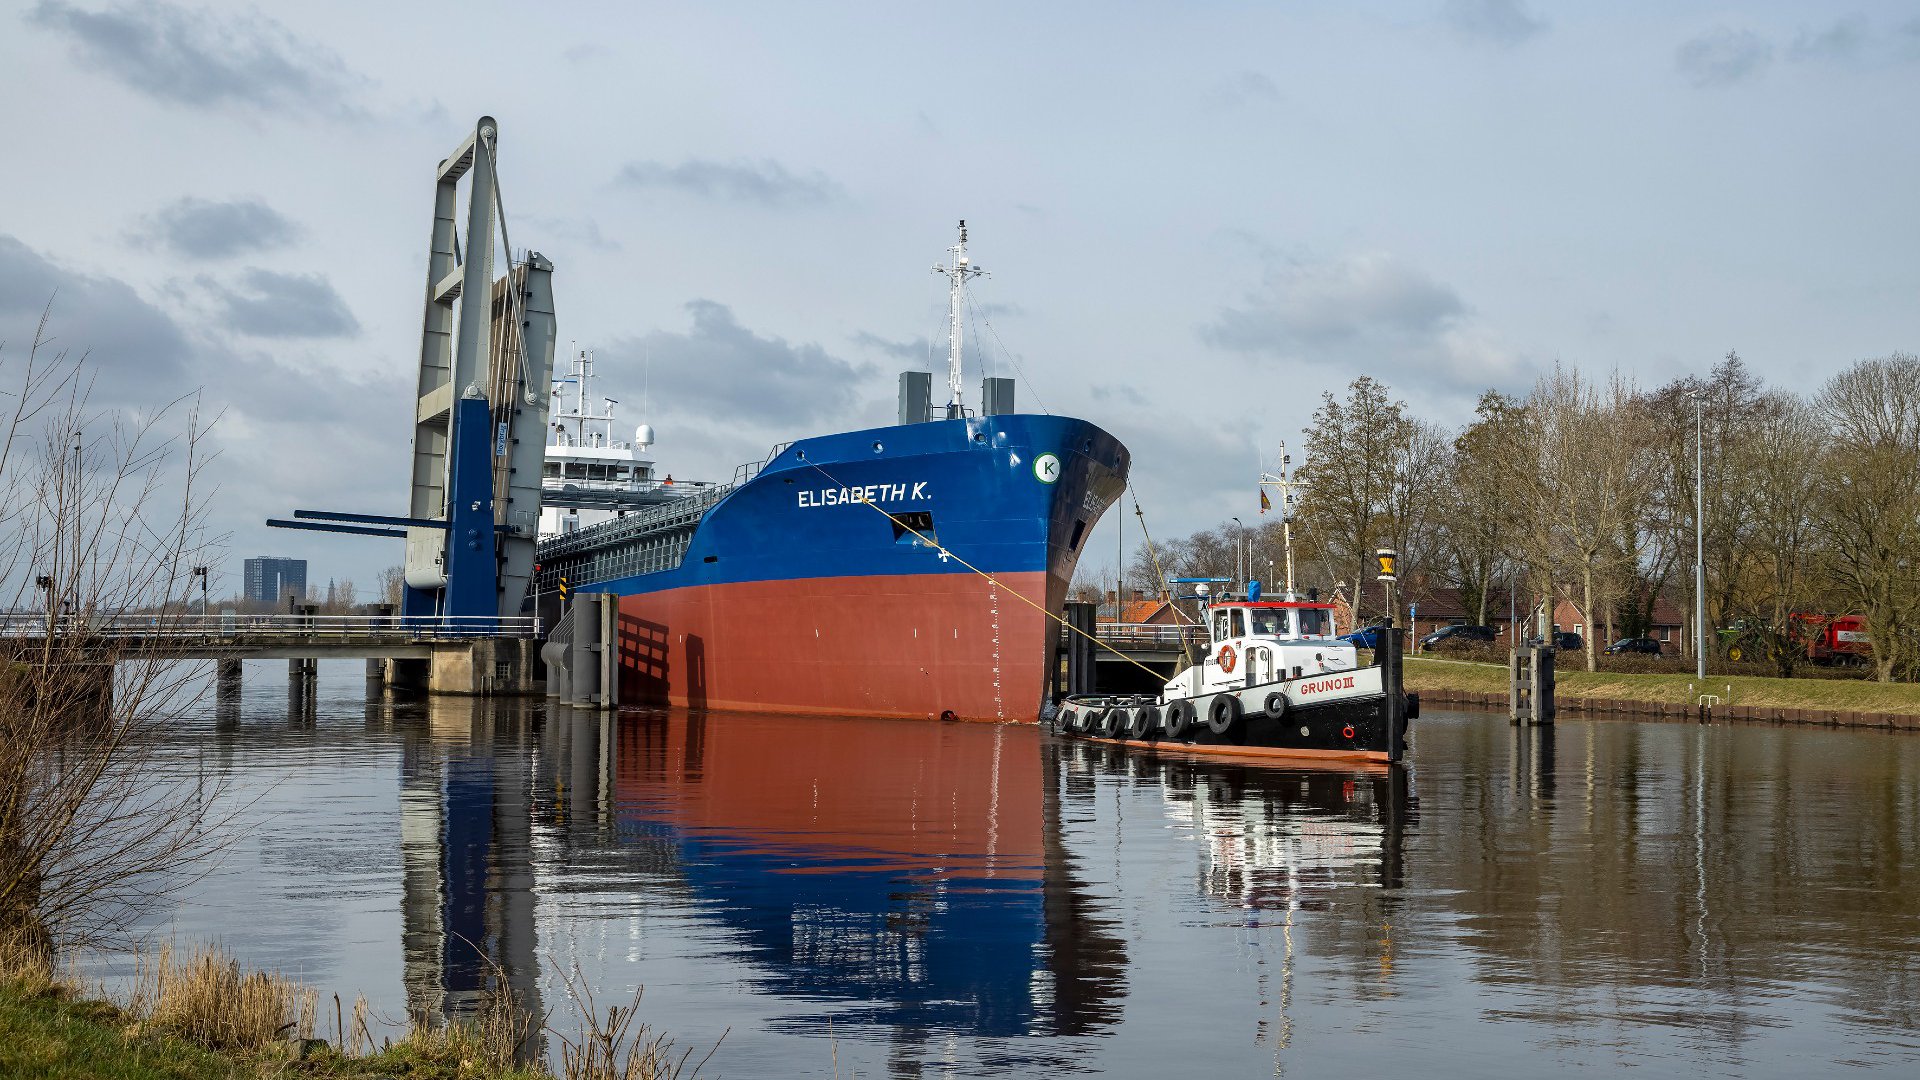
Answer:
534, 224, 1130, 721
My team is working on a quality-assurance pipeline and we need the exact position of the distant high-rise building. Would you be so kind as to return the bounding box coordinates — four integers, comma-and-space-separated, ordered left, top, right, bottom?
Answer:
243, 556, 309, 606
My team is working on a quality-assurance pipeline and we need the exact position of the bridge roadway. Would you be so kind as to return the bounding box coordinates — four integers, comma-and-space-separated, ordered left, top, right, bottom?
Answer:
1, 614, 543, 695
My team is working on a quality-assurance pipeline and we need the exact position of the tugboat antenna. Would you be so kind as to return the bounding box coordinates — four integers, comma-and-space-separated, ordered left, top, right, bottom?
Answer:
1260, 444, 1298, 600
933, 219, 987, 419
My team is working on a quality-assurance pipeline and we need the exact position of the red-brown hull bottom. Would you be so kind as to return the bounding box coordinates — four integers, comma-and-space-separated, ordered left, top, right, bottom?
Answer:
614, 571, 1062, 722
1075, 734, 1391, 767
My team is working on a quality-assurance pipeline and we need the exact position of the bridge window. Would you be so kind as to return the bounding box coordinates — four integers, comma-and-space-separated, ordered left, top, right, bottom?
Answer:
1230, 609, 1246, 637
1298, 609, 1330, 637
1213, 610, 1231, 642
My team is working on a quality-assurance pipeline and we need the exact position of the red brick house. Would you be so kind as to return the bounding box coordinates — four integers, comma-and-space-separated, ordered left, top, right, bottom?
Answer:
1551, 595, 1689, 654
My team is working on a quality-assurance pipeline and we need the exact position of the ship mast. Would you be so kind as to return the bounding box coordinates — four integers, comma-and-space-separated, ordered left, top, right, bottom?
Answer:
932, 219, 986, 419
1260, 443, 1298, 600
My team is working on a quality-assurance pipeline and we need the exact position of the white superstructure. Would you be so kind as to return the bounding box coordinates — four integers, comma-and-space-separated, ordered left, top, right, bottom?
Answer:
539, 349, 671, 538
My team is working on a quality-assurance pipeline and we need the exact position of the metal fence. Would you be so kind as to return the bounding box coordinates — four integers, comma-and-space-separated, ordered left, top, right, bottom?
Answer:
1095, 622, 1208, 648
0, 613, 541, 640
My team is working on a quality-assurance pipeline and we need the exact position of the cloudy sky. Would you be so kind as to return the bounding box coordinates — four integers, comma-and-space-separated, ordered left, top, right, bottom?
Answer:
4, 0, 1917, 594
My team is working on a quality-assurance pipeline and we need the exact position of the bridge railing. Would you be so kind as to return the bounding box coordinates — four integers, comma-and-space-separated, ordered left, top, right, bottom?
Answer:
0, 613, 542, 640
1095, 622, 1208, 649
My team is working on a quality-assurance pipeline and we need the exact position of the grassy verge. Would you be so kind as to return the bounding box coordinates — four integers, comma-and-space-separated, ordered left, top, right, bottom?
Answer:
0, 942, 693, 1080
1400, 655, 1920, 715
0, 974, 548, 1080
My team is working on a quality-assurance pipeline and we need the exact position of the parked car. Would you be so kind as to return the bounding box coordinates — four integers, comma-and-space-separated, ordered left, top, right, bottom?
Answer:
1605, 637, 1662, 655
1340, 625, 1390, 649
1552, 631, 1584, 651
1421, 624, 1497, 652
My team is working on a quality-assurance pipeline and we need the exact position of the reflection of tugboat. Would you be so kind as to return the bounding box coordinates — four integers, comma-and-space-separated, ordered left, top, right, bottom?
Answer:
1056, 447, 1414, 762
1057, 741, 1414, 904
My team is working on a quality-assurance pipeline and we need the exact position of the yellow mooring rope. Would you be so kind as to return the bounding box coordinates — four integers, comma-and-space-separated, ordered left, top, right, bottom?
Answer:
799, 458, 1174, 683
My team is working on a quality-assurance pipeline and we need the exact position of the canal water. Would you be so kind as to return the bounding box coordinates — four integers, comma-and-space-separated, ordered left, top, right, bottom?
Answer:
104, 661, 1920, 1077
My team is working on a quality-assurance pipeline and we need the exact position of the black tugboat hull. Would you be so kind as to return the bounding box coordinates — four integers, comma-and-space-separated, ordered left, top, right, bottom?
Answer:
1054, 667, 1414, 765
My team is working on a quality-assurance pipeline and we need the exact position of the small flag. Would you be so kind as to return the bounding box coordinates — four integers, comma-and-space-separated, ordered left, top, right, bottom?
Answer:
1259, 489, 1271, 514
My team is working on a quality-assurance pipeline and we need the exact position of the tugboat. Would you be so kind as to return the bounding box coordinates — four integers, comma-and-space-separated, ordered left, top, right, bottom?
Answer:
1055, 447, 1414, 763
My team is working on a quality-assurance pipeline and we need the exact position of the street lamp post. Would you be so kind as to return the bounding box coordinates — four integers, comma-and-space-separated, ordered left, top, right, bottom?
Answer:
192, 566, 208, 616
1230, 517, 1244, 594
1693, 389, 1706, 680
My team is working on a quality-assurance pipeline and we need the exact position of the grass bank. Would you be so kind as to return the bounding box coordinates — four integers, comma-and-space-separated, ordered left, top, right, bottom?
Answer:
0, 943, 696, 1080
1400, 655, 1920, 716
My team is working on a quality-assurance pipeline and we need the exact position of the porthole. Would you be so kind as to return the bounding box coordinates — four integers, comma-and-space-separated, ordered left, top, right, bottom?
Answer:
872, 441, 884, 453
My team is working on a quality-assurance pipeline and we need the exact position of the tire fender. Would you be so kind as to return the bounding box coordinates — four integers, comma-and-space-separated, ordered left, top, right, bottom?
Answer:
1163, 699, 1193, 739
1207, 694, 1243, 736
1263, 691, 1289, 720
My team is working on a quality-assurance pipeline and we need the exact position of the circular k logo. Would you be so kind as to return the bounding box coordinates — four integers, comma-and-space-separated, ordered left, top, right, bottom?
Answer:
1033, 452, 1062, 485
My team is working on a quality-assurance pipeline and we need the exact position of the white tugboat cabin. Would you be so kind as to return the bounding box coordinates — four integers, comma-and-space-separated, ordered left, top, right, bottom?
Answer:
1169, 590, 1358, 700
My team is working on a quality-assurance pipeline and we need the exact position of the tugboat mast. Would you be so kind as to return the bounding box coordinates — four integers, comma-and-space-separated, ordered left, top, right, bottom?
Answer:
933, 219, 986, 419
1260, 444, 1299, 600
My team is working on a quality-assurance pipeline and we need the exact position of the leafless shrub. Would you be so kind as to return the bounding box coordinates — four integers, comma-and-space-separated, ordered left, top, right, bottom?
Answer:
0, 308, 230, 961
549, 962, 723, 1080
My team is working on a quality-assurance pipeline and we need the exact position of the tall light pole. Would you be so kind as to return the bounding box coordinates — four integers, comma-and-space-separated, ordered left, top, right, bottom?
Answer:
1693, 389, 1707, 680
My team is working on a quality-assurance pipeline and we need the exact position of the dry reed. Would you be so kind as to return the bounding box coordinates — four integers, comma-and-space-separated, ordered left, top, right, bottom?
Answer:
133, 943, 315, 1051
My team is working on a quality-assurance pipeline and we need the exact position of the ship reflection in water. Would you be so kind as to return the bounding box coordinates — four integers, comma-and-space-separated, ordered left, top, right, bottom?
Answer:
153, 672, 1920, 1078
394, 704, 1403, 1074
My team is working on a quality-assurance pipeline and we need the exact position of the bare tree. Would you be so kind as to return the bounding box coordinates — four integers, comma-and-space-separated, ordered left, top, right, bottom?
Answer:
1296, 376, 1447, 625
1815, 355, 1920, 682
1514, 366, 1656, 670
378, 564, 406, 609
0, 313, 227, 961
1724, 393, 1827, 675
1435, 391, 1526, 624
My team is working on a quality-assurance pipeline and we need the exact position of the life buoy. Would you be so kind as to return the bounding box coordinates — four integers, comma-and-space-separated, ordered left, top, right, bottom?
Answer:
1263, 691, 1289, 719
1341, 724, 1356, 740
1207, 694, 1243, 736
1218, 645, 1237, 673
1163, 699, 1193, 739
1128, 705, 1157, 739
